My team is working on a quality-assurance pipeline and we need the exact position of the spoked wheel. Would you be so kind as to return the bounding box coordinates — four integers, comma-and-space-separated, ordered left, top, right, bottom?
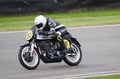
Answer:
18, 44, 40, 70
64, 41, 82, 66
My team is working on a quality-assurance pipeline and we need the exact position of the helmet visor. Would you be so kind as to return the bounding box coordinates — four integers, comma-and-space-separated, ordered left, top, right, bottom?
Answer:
36, 23, 43, 28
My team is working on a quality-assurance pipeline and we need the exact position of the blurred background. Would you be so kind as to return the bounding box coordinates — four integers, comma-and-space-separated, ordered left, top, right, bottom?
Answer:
0, 0, 120, 31
0, 0, 120, 14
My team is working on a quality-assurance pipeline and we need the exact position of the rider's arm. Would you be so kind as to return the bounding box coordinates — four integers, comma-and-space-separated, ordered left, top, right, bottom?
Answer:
47, 18, 66, 36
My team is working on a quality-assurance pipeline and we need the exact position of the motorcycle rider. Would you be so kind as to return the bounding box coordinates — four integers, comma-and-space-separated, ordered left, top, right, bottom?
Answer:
34, 15, 70, 53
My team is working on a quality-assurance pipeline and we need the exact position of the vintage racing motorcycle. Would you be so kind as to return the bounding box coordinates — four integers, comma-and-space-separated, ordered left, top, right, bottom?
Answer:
18, 26, 82, 70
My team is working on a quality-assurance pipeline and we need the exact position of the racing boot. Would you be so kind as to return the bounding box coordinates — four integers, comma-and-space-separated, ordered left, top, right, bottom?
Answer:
56, 35, 68, 56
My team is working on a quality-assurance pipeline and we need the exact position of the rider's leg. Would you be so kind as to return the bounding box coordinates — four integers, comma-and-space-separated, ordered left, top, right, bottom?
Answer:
56, 35, 67, 53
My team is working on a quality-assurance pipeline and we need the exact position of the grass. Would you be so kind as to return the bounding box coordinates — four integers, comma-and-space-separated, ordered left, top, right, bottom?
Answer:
86, 75, 120, 79
0, 9, 120, 31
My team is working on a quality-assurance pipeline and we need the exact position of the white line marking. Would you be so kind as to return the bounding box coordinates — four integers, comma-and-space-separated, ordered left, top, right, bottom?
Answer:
0, 30, 27, 34
68, 24, 120, 29
38, 70, 120, 79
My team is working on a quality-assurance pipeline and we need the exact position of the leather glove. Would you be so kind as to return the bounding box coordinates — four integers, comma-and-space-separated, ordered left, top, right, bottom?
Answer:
38, 30, 43, 35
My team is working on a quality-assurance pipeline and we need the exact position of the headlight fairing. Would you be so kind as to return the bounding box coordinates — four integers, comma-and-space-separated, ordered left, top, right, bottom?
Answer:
25, 31, 33, 41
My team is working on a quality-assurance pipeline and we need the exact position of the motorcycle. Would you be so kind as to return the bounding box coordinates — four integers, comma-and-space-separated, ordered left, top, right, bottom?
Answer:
18, 26, 82, 70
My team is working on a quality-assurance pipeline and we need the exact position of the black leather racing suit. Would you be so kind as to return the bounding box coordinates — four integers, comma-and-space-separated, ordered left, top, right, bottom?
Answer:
41, 18, 69, 51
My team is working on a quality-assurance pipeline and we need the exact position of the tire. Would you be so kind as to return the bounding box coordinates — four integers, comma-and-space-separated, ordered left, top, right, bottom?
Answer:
18, 44, 40, 70
64, 40, 82, 66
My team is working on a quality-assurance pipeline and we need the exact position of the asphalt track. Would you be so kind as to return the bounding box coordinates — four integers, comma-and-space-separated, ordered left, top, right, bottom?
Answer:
0, 25, 120, 79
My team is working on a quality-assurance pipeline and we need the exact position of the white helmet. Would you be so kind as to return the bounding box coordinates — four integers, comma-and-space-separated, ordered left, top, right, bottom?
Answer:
34, 15, 47, 29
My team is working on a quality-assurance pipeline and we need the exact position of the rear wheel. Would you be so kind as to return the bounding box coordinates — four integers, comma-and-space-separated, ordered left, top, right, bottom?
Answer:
64, 41, 82, 66
18, 44, 40, 70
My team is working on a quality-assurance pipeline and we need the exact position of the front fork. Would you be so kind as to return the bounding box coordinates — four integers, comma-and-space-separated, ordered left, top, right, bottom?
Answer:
29, 40, 35, 57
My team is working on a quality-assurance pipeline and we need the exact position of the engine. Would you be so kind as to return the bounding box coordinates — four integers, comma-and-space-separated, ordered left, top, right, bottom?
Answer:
37, 40, 61, 52
37, 40, 62, 60
37, 41, 52, 52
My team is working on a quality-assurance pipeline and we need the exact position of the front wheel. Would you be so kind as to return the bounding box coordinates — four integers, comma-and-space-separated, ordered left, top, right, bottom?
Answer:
64, 40, 82, 66
18, 44, 40, 70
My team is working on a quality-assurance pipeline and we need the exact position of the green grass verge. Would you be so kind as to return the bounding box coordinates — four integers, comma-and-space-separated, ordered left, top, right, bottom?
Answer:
0, 9, 120, 31
86, 75, 120, 79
